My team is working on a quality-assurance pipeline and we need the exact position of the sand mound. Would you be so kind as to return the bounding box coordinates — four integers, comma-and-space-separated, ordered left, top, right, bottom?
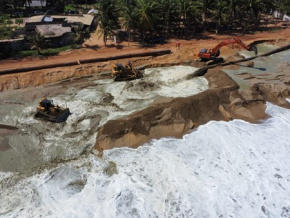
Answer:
95, 69, 268, 150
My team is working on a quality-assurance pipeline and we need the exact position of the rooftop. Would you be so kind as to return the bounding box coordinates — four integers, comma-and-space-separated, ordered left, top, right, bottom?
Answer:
0, 38, 24, 43
51, 14, 94, 26
25, 14, 95, 26
25, 15, 44, 23
25, 0, 47, 7
36, 24, 72, 38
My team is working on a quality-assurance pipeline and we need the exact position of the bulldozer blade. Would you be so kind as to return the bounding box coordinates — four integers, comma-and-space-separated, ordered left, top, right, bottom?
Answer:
250, 45, 258, 56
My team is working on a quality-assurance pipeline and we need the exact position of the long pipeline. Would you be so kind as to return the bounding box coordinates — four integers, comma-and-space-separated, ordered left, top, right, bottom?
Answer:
0, 49, 171, 75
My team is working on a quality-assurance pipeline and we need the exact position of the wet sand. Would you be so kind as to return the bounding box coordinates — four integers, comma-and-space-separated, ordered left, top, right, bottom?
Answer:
0, 125, 18, 152
95, 68, 270, 150
0, 33, 289, 173
1, 46, 290, 153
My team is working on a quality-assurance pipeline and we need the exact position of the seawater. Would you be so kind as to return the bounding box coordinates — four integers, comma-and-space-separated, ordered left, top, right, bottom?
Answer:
0, 66, 207, 172
1, 102, 290, 218
224, 44, 290, 90
1, 57, 290, 218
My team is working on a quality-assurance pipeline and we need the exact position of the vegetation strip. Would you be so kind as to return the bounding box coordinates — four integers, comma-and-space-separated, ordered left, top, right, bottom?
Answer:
0, 49, 171, 75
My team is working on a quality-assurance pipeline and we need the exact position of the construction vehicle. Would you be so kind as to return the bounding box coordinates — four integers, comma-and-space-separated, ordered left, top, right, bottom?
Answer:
111, 62, 144, 81
196, 37, 258, 61
35, 98, 71, 123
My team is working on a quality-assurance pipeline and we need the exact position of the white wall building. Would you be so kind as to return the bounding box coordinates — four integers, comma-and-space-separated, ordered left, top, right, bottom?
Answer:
25, 0, 47, 7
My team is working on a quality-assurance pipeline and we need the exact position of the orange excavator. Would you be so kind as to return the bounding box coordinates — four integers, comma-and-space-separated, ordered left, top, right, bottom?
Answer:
196, 37, 258, 61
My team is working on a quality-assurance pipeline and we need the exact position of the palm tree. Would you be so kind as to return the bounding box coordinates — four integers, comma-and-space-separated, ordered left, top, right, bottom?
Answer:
249, 0, 263, 26
158, 0, 177, 39
212, 0, 229, 32
97, 0, 120, 46
98, 21, 115, 47
117, 0, 137, 46
29, 32, 46, 55
135, 0, 158, 44
11, 0, 21, 10
72, 23, 86, 44
232, 0, 249, 33
176, 0, 202, 37
200, 0, 215, 30
280, 0, 290, 15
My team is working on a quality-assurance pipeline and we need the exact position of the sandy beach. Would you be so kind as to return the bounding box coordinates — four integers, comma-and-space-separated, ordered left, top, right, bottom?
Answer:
1, 24, 290, 218
0, 28, 289, 153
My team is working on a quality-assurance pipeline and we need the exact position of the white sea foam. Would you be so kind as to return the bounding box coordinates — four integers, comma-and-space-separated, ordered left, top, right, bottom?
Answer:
1, 102, 290, 217
144, 66, 208, 98
0, 65, 208, 172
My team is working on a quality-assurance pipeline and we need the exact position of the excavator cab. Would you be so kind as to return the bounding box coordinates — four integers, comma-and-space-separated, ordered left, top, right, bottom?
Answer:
196, 48, 220, 61
199, 48, 208, 54
35, 98, 71, 123
112, 63, 124, 78
39, 99, 54, 111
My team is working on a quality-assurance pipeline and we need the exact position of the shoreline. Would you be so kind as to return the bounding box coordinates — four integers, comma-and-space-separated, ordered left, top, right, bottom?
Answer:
0, 29, 289, 172
0, 28, 289, 91
95, 68, 270, 151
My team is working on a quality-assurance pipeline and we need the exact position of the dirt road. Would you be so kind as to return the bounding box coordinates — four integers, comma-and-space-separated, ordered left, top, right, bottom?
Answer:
0, 28, 289, 71
0, 27, 289, 91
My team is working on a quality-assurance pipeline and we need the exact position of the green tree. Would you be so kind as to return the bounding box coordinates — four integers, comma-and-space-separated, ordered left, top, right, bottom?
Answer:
200, 0, 215, 30
0, 0, 11, 12
135, 0, 158, 43
0, 14, 10, 24
6, 19, 13, 27
212, 0, 229, 32
10, 0, 26, 10
158, 0, 178, 38
249, 0, 263, 26
28, 32, 46, 55
46, 0, 66, 12
117, 0, 137, 46
176, 0, 202, 37
278, 0, 290, 16
15, 18, 24, 27
97, 0, 120, 46
72, 23, 90, 44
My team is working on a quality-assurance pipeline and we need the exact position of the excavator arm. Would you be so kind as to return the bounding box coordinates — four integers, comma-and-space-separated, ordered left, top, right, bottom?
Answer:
197, 37, 258, 61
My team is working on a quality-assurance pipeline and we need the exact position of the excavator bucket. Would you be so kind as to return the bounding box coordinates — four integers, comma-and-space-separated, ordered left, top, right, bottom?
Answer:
250, 45, 258, 56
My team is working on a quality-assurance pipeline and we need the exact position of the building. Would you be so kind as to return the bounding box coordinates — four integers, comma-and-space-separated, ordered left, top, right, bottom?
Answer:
36, 24, 74, 47
25, 15, 67, 31
51, 14, 96, 27
0, 38, 30, 54
25, 0, 47, 7
25, 14, 96, 31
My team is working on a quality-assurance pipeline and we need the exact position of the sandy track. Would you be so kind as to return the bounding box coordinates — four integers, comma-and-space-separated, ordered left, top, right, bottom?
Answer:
0, 28, 289, 72
0, 28, 289, 92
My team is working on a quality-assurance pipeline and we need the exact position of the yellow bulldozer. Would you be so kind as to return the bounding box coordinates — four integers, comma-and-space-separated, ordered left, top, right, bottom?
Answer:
111, 62, 144, 81
35, 98, 71, 123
